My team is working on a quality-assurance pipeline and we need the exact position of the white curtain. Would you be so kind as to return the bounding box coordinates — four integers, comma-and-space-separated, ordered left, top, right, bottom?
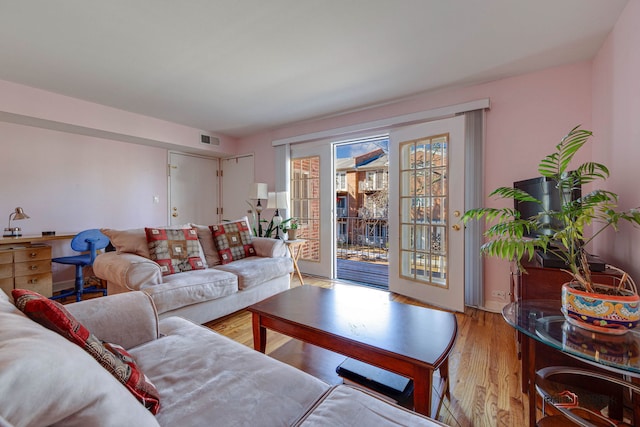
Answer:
463, 110, 485, 307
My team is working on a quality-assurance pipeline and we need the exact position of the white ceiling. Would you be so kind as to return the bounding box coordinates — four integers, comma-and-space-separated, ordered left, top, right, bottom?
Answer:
0, 0, 629, 138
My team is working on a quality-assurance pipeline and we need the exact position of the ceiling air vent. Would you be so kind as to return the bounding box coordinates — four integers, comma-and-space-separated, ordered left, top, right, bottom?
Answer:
201, 134, 220, 146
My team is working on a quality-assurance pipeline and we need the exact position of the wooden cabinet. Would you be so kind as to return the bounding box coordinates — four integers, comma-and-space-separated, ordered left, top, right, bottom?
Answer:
512, 258, 623, 395
0, 244, 52, 297
513, 262, 621, 302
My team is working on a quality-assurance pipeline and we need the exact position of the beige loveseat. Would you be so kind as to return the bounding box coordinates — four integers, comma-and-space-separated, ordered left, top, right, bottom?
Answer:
0, 289, 446, 426
93, 223, 292, 324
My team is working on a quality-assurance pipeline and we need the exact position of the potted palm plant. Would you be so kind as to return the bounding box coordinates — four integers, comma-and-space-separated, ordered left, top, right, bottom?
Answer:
462, 125, 640, 334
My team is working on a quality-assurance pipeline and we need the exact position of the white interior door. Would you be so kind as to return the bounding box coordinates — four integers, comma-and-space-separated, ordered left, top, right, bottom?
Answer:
221, 155, 255, 222
168, 152, 219, 226
290, 142, 333, 277
389, 116, 465, 312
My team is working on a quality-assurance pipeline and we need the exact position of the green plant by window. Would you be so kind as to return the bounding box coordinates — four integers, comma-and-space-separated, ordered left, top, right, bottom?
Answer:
462, 125, 640, 293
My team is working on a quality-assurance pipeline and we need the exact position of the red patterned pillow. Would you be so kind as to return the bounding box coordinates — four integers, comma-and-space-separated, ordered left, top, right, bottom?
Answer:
11, 289, 161, 414
145, 227, 206, 276
210, 220, 256, 264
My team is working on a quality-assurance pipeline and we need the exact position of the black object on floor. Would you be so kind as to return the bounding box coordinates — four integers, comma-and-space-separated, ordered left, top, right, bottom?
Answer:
336, 358, 414, 403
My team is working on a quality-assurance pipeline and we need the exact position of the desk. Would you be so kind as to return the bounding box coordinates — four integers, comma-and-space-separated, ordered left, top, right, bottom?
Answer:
503, 300, 640, 425
0, 234, 75, 297
284, 239, 306, 285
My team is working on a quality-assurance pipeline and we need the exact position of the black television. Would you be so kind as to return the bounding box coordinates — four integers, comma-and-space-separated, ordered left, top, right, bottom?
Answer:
513, 175, 581, 238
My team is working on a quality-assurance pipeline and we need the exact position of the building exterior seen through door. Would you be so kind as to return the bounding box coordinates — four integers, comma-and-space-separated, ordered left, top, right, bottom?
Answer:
334, 137, 389, 289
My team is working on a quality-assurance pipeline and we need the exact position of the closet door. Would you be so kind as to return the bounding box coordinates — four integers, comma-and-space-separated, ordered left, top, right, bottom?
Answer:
168, 152, 219, 226
221, 155, 255, 222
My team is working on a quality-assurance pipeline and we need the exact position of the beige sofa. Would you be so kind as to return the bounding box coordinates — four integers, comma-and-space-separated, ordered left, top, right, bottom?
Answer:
93, 224, 292, 324
0, 289, 446, 427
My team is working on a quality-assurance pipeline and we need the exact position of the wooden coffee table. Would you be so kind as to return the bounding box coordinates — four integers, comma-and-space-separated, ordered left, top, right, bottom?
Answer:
248, 285, 457, 417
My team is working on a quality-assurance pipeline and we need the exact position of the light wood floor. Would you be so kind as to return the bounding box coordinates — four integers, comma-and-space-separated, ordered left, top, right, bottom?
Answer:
205, 275, 528, 427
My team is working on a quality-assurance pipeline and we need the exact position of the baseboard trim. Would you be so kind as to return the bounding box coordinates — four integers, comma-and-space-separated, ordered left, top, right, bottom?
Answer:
482, 300, 508, 314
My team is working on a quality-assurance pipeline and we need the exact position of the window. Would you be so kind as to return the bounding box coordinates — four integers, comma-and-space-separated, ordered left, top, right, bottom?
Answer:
336, 171, 347, 191
336, 195, 348, 217
360, 170, 387, 191
291, 156, 321, 262
399, 134, 448, 286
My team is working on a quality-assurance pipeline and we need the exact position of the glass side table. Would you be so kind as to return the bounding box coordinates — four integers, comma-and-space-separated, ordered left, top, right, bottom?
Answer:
503, 300, 640, 426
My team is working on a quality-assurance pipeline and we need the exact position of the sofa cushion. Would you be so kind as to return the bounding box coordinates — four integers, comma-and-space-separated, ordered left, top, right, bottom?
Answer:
131, 316, 330, 427
145, 227, 206, 275
191, 217, 253, 268
102, 227, 151, 257
0, 290, 160, 427
142, 268, 239, 314
215, 255, 293, 290
191, 223, 221, 267
12, 289, 161, 414
294, 385, 445, 426
210, 220, 256, 264
102, 224, 202, 259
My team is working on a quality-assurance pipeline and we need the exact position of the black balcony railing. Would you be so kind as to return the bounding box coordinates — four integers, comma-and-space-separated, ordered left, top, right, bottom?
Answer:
336, 216, 388, 263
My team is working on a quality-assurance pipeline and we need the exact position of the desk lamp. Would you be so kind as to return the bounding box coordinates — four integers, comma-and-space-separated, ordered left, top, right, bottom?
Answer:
4, 207, 30, 237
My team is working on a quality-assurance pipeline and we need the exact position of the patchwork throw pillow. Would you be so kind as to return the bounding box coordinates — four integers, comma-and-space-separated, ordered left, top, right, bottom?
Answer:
210, 220, 256, 264
11, 289, 161, 414
145, 227, 206, 275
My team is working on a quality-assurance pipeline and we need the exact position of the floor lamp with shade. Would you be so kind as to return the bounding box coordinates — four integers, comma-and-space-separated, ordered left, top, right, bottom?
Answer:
267, 191, 289, 240
249, 183, 268, 236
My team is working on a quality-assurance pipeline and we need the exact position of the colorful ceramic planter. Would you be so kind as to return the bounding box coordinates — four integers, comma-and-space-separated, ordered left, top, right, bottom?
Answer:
561, 282, 640, 335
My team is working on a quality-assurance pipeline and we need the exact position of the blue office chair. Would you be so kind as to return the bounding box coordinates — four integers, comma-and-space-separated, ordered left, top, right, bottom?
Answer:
50, 229, 109, 302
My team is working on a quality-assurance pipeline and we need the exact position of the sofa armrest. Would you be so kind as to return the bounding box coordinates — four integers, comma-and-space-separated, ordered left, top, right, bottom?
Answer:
65, 291, 160, 349
252, 237, 288, 258
94, 252, 163, 291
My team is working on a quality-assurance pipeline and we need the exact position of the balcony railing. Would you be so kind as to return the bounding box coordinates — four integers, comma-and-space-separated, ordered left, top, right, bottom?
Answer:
359, 180, 387, 191
336, 216, 388, 263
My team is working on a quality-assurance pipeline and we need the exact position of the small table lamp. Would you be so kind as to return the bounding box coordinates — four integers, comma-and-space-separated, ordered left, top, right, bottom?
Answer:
249, 183, 268, 236
4, 207, 30, 237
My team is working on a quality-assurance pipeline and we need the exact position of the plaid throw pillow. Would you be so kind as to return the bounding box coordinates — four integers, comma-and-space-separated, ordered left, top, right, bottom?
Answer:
210, 220, 256, 264
145, 227, 206, 275
12, 289, 161, 414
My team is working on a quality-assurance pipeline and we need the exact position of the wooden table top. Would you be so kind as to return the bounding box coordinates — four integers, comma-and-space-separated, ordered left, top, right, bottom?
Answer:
248, 285, 457, 367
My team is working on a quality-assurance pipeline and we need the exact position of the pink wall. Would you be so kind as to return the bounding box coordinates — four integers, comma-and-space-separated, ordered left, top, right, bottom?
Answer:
0, 80, 238, 154
592, 0, 640, 280
0, 80, 241, 284
239, 62, 593, 308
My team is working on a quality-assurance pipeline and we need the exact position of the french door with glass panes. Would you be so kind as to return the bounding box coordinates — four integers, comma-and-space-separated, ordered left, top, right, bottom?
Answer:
289, 142, 333, 277
389, 116, 465, 312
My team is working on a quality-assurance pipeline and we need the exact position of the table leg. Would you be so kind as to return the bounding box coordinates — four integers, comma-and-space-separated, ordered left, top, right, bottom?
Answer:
527, 336, 536, 426
412, 367, 432, 417
288, 244, 304, 285
439, 359, 450, 399
251, 312, 267, 353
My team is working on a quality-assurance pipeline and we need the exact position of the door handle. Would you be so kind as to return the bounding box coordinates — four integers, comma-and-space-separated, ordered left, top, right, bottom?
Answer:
172, 212, 178, 218
452, 224, 461, 231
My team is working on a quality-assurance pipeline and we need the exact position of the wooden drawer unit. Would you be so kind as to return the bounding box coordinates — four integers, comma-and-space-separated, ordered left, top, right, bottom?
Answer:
0, 244, 52, 297
0, 250, 13, 296
14, 245, 51, 263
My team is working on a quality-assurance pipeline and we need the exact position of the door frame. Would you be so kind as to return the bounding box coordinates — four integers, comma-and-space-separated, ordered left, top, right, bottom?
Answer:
389, 115, 466, 312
